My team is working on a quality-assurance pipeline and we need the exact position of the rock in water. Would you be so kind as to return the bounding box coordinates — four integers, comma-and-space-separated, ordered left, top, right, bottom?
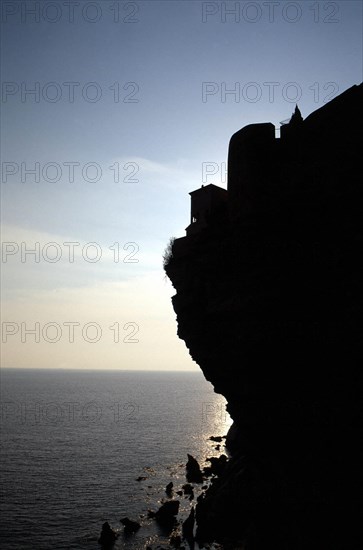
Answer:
182, 483, 193, 495
166, 481, 173, 496
154, 500, 180, 526
120, 517, 140, 534
98, 521, 118, 546
186, 454, 203, 483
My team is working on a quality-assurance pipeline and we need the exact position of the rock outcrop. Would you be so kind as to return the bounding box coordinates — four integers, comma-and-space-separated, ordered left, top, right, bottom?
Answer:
149, 500, 180, 528
120, 517, 140, 534
98, 521, 118, 547
186, 454, 203, 483
165, 84, 363, 548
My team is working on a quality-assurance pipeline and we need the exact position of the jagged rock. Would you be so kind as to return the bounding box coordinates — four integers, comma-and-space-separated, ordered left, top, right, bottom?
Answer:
209, 436, 223, 442
182, 483, 193, 495
120, 517, 140, 534
98, 521, 118, 546
151, 500, 180, 526
186, 454, 203, 483
182, 506, 195, 541
181, 484, 194, 500
166, 481, 173, 496
176, 490, 183, 496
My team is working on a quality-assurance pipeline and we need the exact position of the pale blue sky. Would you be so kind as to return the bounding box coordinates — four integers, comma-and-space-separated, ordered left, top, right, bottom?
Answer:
1, 1, 362, 369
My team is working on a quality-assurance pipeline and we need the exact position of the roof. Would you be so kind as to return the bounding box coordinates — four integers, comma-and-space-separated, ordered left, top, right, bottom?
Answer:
189, 184, 228, 196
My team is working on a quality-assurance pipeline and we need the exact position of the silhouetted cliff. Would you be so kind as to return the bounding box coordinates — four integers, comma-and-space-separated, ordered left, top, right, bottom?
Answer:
165, 84, 362, 549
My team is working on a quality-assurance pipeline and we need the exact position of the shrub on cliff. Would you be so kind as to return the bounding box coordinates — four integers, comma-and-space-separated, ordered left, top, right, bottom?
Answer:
163, 237, 175, 269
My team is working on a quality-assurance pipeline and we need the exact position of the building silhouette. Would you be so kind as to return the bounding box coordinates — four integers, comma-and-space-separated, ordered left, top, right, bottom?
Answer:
184, 83, 361, 234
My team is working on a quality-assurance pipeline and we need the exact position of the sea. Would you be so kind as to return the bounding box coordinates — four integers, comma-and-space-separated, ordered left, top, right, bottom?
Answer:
0, 369, 231, 550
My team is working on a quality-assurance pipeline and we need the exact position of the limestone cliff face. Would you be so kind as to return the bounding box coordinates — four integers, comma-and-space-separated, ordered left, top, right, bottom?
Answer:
165, 84, 362, 548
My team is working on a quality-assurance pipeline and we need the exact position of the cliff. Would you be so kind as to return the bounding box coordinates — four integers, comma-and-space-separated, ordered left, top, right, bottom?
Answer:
165, 84, 362, 548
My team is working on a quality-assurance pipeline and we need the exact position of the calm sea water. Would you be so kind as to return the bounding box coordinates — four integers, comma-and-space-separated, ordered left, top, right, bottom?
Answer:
0, 369, 230, 549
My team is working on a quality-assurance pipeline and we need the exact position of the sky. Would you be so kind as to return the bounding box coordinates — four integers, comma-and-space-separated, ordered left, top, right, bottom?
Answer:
1, 0, 362, 370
